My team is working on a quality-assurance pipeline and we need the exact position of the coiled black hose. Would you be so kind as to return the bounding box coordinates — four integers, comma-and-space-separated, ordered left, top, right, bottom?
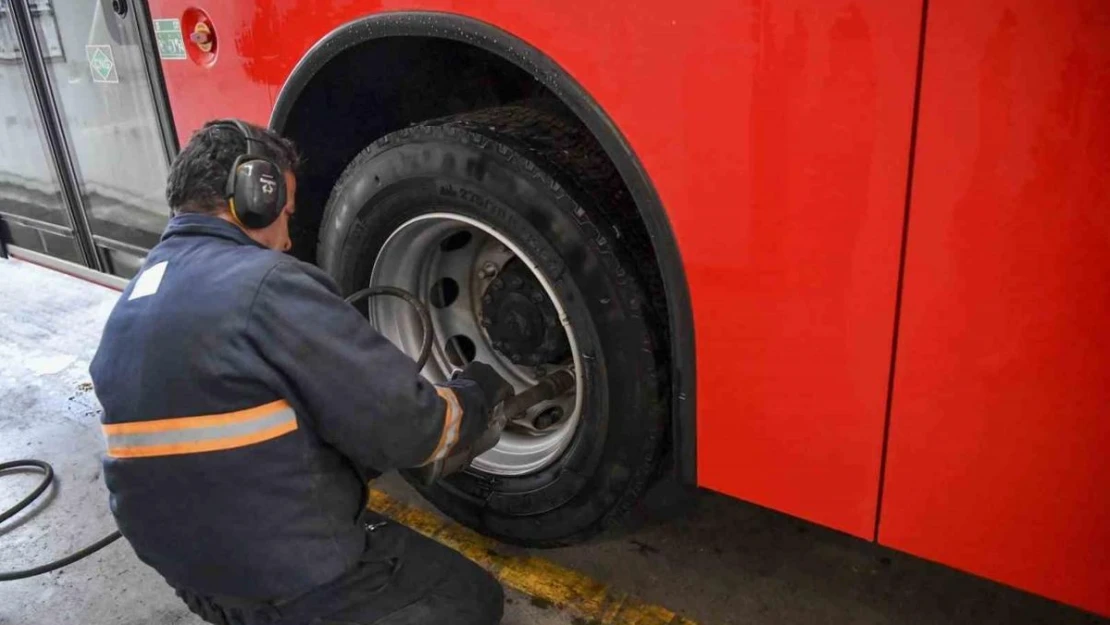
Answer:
0, 287, 429, 582
344, 285, 434, 371
0, 460, 121, 581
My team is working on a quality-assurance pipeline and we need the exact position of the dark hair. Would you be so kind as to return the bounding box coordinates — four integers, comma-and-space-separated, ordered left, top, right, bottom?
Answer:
166, 120, 300, 215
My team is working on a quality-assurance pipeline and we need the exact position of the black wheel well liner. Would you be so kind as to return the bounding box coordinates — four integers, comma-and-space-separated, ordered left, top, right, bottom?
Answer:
269, 11, 696, 485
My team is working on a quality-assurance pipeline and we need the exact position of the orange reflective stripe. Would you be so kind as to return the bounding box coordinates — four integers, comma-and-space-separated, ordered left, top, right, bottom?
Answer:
101, 400, 290, 436
107, 419, 298, 459
102, 400, 298, 459
425, 387, 463, 464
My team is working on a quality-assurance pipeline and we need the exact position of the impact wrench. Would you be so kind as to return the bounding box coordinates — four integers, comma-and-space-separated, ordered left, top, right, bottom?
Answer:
1, 285, 573, 580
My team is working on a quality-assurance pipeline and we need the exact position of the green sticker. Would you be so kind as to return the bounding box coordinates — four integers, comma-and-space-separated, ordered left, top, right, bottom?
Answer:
86, 45, 119, 83
154, 19, 186, 60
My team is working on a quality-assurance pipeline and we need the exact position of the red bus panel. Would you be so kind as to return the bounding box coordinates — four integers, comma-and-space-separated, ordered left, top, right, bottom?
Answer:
154, 4, 273, 139
681, 1, 920, 539
880, 0, 1110, 615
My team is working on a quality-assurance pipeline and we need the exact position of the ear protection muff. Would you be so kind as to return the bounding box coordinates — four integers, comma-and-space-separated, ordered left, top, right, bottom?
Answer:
214, 119, 287, 229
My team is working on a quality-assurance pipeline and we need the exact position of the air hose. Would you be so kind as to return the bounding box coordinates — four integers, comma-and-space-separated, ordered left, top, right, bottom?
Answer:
344, 285, 434, 370
0, 460, 121, 581
0, 286, 432, 582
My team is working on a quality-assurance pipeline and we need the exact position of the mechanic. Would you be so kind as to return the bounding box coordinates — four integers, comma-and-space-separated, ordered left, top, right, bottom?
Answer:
89, 119, 511, 625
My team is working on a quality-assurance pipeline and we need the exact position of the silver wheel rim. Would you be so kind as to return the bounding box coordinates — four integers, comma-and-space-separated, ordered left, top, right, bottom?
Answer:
369, 212, 583, 476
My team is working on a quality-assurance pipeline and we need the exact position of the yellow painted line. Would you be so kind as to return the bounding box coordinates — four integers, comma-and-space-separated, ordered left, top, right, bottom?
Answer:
370, 489, 699, 625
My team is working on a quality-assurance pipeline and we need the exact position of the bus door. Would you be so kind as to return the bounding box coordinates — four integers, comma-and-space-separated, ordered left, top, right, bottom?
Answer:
0, 0, 175, 279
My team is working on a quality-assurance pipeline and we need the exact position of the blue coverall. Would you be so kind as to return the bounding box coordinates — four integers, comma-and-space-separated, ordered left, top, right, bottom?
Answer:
90, 213, 503, 624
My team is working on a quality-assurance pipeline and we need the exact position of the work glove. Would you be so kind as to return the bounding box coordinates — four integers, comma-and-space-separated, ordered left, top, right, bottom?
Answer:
410, 363, 513, 486
454, 361, 515, 409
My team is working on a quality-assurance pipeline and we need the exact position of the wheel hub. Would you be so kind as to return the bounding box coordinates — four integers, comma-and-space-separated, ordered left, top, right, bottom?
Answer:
368, 213, 583, 476
482, 259, 569, 366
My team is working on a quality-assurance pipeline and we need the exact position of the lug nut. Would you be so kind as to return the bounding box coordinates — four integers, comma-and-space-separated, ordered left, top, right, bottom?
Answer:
492, 278, 504, 290
481, 262, 498, 278
481, 317, 492, 328
510, 352, 522, 363
482, 294, 493, 304
534, 407, 564, 429
508, 276, 523, 289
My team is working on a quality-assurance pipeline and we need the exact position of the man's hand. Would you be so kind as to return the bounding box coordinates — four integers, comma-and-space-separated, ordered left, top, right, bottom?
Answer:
410, 363, 514, 485
455, 362, 514, 408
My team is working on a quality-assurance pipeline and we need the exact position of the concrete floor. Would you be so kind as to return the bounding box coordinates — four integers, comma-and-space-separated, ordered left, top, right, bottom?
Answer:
0, 257, 1105, 625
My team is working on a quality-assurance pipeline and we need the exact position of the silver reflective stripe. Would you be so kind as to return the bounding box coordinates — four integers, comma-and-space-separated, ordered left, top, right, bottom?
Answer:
104, 407, 296, 450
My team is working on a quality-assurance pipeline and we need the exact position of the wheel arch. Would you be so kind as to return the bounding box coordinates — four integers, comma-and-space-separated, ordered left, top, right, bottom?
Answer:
269, 11, 697, 486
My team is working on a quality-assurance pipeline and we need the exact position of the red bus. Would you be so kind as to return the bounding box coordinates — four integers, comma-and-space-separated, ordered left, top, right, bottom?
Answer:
1, 0, 1106, 616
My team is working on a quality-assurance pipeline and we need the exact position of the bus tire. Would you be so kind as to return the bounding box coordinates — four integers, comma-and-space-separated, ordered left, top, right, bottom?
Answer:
317, 106, 669, 546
